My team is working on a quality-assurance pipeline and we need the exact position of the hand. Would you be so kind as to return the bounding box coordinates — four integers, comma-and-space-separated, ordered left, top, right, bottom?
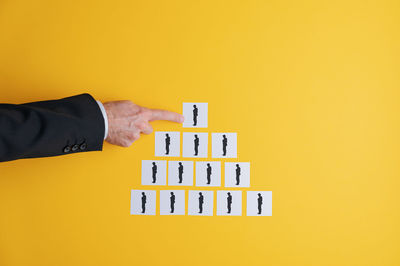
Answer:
102, 100, 184, 147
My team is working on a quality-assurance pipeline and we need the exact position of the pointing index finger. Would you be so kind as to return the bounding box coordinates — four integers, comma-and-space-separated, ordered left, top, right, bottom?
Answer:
149, 108, 184, 123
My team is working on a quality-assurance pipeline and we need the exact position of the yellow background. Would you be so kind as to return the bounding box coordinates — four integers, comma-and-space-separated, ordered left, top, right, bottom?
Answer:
0, 0, 399, 265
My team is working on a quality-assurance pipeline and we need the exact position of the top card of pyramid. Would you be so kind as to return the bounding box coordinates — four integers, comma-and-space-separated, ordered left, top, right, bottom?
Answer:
182, 103, 208, 128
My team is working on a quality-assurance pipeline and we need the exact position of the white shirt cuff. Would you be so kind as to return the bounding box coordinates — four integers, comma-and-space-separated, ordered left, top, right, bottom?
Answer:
96, 100, 108, 140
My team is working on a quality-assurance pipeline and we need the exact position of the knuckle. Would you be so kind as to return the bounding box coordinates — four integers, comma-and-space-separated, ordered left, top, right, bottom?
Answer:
128, 120, 136, 129
121, 141, 131, 147
130, 132, 140, 141
139, 107, 151, 117
134, 133, 141, 140
136, 122, 146, 130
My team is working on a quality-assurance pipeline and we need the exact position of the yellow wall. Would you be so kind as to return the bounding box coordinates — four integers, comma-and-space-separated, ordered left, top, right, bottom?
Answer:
1, 0, 400, 265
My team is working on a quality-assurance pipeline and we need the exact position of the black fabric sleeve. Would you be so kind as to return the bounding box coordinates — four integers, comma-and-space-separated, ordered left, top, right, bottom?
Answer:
0, 93, 105, 162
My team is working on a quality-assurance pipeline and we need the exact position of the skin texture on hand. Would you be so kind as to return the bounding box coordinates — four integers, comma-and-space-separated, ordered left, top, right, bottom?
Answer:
103, 100, 184, 147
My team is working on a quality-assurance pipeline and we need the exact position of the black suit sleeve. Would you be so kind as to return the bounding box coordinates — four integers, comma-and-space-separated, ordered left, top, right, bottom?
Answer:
0, 93, 105, 162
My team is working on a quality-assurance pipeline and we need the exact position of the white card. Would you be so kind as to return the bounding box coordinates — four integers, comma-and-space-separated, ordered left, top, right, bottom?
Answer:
141, 160, 167, 185
160, 190, 186, 215
188, 190, 214, 216
182, 103, 208, 128
168, 161, 194, 186
155, 131, 180, 157
225, 162, 250, 187
195, 161, 221, 187
212, 133, 237, 158
182, 132, 208, 158
216, 191, 242, 216
130, 190, 156, 215
247, 191, 272, 216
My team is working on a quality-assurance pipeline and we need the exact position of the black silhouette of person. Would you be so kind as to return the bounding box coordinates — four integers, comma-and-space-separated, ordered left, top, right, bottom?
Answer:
165, 133, 171, 155
178, 162, 184, 183
198, 192, 204, 213
194, 134, 199, 156
141, 192, 147, 213
227, 192, 232, 214
257, 193, 263, 215
206, 163, 212, 185
235, 164, 241, 185
152, 162, 157, 183
170, 192, 176, 213
222, 134, 228, 156
193, 104, 198, 126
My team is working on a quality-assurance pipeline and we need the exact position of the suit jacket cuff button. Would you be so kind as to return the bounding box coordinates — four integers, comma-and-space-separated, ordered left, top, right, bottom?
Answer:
79, 142, 87, 151
71, 144, 79, 152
